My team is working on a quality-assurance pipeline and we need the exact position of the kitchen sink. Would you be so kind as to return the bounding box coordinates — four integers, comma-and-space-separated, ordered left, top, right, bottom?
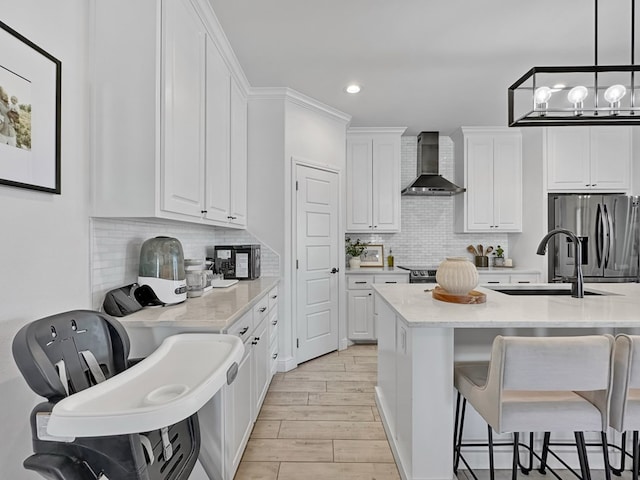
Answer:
489, 287, 606, 296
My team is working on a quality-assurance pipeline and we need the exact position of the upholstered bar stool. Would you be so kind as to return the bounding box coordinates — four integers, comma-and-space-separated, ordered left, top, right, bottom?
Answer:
454, 335, 613, 480
610, 334, 640, 480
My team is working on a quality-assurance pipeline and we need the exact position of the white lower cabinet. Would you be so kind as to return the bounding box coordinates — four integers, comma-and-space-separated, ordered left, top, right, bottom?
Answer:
478, 272, 540, 285
199, 291, 275, 480
347, 273, 409, 340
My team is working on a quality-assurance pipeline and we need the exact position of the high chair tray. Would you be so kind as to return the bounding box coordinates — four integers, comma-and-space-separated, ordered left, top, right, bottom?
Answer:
47, 333, 244, 437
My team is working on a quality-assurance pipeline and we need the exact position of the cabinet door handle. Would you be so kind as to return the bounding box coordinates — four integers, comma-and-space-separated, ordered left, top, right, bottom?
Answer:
368, 293, 372, 296
201, 210, 208, 214
517, 281, 531, 284
271, 320, 278, 326
271, 295, 278, 299
272, 353, 278, 360
239, 326, 249, 335
259, 307, 267, 313
487, 281, 500, 284
355, 281, 368, 284
385, 281, 397, 284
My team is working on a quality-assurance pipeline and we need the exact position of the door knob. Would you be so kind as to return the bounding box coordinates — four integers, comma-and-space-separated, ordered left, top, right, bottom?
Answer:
330, 267, 339, 274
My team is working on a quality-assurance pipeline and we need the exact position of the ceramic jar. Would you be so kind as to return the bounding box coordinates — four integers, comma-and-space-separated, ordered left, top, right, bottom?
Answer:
436, 257, 479, 295
349, 257, 361, 269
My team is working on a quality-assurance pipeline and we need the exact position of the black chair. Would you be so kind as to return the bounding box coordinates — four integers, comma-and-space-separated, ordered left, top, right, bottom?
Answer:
12, 310, 200, 480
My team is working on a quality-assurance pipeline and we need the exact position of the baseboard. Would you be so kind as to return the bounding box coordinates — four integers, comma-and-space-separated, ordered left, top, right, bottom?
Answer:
277, 354, 297, 372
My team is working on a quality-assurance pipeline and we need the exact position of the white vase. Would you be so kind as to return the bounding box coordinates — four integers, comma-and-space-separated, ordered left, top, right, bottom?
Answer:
436, 257, 478, 295
349, 257, 361, 269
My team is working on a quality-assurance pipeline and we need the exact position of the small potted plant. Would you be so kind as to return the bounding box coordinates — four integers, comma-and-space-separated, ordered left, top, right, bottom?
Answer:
345, 237, 368, 269
493, 245, 505, 267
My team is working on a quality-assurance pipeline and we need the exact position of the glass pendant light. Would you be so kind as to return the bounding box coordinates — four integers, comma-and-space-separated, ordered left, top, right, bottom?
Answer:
567, 86, 588, 115
604, 84, 627, 114
534, 86, 552, 115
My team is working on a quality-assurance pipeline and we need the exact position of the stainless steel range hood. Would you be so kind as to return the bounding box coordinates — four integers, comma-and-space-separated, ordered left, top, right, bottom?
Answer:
401, 132, 465, 196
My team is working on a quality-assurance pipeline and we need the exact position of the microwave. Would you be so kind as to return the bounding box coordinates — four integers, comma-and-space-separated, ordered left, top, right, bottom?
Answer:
213, 245, 261, 280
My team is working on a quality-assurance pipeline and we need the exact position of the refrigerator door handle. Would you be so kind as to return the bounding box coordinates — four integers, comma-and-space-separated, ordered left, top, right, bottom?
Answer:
603, 203, 613, 269
595, 203, 603, 268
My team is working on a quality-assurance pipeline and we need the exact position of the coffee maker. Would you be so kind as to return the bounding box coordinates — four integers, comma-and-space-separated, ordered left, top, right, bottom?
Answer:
137, 236, 187, 305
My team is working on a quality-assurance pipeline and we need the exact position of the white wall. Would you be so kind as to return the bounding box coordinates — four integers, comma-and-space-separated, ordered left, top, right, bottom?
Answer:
0, 1, 90, 476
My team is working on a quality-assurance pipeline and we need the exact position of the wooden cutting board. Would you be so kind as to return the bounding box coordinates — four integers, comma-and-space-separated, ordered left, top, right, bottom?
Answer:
432, 286, 486, 304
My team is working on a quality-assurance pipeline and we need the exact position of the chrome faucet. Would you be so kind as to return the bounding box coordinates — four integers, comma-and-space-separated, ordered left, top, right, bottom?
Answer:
536, 228, 584, 298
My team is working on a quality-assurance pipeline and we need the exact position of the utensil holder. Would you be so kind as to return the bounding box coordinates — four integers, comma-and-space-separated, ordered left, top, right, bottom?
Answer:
475, 256, 489, 268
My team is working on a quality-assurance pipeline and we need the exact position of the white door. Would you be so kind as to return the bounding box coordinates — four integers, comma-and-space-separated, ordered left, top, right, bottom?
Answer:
296, 164, 340, 364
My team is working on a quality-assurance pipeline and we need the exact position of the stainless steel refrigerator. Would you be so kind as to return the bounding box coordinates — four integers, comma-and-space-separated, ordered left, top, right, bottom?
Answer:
548, 194, 640, 282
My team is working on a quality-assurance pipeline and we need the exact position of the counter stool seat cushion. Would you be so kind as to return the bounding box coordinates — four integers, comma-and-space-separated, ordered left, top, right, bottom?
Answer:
455, 363, 604, 434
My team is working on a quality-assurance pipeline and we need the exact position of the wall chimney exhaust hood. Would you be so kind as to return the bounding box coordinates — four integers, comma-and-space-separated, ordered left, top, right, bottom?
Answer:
401, 132, 465, 196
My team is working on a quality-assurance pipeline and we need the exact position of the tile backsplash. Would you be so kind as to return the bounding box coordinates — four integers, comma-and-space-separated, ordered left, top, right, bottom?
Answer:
90, 218, 280, 309
347, 136, 509, 267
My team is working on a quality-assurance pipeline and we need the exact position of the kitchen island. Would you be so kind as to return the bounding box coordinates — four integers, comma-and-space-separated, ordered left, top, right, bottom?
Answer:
373, 282, 640, 480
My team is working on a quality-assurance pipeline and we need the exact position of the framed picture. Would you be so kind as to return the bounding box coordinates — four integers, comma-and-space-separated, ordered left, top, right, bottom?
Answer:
0, 20, 61, 194
361, 244, 384, 267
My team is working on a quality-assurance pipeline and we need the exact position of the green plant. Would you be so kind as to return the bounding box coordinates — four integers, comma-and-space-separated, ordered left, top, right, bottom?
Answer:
495, 245, 504, 258
345, 237, 368, 257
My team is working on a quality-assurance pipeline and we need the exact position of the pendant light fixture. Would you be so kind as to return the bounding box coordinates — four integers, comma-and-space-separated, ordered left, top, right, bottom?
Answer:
508, 0, 640, 126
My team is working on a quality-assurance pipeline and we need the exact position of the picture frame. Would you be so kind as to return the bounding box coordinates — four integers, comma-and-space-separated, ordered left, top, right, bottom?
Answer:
361, 244, 384, 267
0, 20, 61, 194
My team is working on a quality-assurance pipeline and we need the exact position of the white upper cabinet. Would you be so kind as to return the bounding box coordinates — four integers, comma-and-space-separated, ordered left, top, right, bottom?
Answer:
453, 127, 523, 233
346, 128, 406, 233
91, 0, 248, 228
546, 126, 631, 192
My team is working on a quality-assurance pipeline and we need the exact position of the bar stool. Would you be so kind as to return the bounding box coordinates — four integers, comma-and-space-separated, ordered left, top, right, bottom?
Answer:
609, 334, 640, 480
454, 334, 614, 480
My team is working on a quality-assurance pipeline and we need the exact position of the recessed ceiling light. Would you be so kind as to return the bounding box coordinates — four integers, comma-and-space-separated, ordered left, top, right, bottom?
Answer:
345, 84, 361, 94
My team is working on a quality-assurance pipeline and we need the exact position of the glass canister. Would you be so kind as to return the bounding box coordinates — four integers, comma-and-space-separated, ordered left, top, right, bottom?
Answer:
185, 259, 205, 297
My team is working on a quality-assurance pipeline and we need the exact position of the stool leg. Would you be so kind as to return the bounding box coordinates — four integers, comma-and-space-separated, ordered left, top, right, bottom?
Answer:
575, 432, 592, 480
611, 431, 626, 476
539, 431, 551, 474
454, 397, 467, 474
488, 425, 495, 480
601, 431, 612, 480
453, 392, 461, 473
633, 431, 639, 480
512, 432, 519, 480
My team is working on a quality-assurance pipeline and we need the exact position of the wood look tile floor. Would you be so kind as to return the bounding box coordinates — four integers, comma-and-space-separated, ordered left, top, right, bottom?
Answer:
233, 345, 631, 480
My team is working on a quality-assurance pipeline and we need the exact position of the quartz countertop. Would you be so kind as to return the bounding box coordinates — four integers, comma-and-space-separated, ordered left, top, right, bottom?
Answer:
118, 277, 280, 332
372, 282, 640, 328
345, 266, 408, 275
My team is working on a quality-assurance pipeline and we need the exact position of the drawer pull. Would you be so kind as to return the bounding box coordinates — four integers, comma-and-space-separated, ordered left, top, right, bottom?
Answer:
259, 307, 267, 313
385, 281, 397, 284
252, 336, 260, 345
271, 320, 278, 326
355, 281, 368, 284
517, 281, 531, 284
487, 281, 500, 284
272, 353, 278, 360
239, 326, 249, 335
271, 295, 278, 299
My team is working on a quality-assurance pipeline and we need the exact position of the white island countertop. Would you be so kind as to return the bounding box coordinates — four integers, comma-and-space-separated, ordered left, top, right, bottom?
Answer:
118, 277, 280, 332
373, 282, 640, 328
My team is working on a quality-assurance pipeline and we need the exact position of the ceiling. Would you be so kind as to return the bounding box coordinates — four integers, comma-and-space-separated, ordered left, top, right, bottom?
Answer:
208, 0, 635, 136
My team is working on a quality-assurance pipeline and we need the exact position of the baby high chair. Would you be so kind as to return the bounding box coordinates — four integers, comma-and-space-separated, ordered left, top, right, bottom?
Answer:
12, 310, 243, 480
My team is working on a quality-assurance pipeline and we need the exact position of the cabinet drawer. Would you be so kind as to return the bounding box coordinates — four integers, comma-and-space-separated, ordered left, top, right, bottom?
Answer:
253, 294, 269, 323
374, 274, 409, 284
509, 274, 540, 284
268, 286, 279, 311
227, 310, 254, 340
478, 274, 511, 284
269, 307, 278, 344
347, 275, 375, 289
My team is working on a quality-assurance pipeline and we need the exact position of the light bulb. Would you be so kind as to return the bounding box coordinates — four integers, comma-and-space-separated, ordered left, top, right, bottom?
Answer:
604, 84, 626, 115
534, 86, 552, 104
567, 86, 588, 104
604, 84, 626, 103
345, 84, 361, 94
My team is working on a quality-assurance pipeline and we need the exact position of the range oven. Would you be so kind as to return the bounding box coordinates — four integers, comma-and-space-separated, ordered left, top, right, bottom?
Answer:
397, 266, 438, 284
